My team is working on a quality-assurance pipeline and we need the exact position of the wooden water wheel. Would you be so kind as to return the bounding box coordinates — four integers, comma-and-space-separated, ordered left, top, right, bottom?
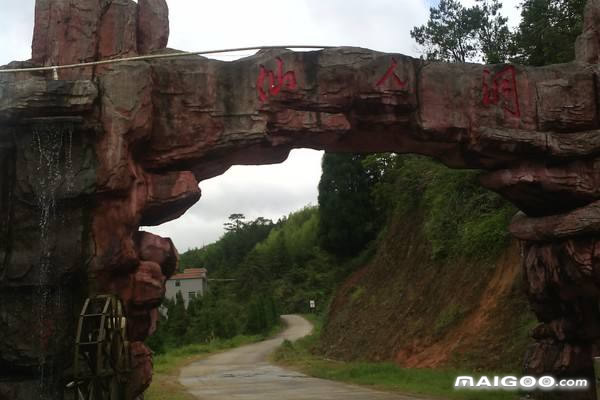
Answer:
70, 295, 130, 400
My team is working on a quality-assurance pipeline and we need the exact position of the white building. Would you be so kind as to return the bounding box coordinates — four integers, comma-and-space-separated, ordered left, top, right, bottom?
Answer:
165, 268, 208, 307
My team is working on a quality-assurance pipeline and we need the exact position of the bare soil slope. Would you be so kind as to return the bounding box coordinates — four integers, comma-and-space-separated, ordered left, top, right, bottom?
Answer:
320, 211, 535, 372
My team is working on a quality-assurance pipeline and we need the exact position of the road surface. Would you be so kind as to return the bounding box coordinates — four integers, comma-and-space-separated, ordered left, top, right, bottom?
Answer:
179, 314, 428, 400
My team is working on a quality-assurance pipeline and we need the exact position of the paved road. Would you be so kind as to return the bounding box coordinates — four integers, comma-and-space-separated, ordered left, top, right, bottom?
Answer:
179, 314, 427, 400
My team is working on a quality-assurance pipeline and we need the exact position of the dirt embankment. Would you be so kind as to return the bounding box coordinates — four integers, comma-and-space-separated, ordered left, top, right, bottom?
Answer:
319, 211, 535, 372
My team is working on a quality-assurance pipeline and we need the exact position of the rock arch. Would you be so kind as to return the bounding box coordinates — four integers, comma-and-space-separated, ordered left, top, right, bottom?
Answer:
2, 0, 600, 398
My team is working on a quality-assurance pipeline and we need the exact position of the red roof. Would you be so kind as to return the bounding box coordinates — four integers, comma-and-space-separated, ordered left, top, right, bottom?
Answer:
170, 268, 207, 280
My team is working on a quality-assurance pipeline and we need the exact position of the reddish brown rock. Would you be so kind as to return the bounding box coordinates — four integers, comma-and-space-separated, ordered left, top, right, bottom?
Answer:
131, 261, 165, 307
480, 159, 600, 216
127, 306, 158, 342
148, 308, 159, 336
510, 202, 600, 241
135, 231, 179, 278
142, 171, 201, 227
127, 342, 153, 399
137, 0, 169, 54
577, 0, 600, 63
535, 71, 597, 132
31, 0, 106, 78
6, 0, 600, 399
525, 342, 593, 377
31, 0, 148, 79
109, 258, 166, 343
532, 319, 575, 341
97, 0, 138, 59
476, 127, 600, 159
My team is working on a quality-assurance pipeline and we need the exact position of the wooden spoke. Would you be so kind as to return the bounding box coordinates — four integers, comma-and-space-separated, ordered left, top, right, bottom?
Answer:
71, 295, 130, 400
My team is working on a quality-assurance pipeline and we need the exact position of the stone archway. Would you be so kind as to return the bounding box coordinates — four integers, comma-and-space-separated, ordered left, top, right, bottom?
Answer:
2, 0, 600, 398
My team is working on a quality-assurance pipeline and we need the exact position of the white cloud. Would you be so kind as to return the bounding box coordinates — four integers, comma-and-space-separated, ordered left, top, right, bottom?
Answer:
458, 0, 522, 28
166, 0, 429, 57
145, 149, 323, 252
0, 1, 34, 64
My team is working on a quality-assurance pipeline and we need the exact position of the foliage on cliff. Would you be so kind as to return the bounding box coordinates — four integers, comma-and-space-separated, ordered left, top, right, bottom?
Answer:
318, 183, 532, 371
382, 155, 515, 260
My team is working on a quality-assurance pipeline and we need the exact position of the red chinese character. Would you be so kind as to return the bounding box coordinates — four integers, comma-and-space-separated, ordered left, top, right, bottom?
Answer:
482, 65, 520, 117
376, 58, 407, 89
257, 57, 297, 102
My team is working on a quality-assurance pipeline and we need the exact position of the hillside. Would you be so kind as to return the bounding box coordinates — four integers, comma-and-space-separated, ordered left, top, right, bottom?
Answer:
176, 153, 536, 373
319, 206, 536, 372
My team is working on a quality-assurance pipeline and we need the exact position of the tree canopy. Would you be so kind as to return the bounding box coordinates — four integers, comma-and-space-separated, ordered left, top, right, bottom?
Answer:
412, 0, 586, 66
410, 0, 511, 63
318, 153, 380, 257
513, 0, 586, 65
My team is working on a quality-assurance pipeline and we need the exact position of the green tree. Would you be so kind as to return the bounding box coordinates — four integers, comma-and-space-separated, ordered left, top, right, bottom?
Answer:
145, 312, 167, 353
181, 216, 274, 277
166, 292, 189, 346
224, 213, 246, 232
245, 293, 279, 334
318, 153, 379, 257
361, 153, 402, 217
473, 0, 512, 64
513, 0, 586, 65
186, 294, 211, 342
411, 0, 511, 63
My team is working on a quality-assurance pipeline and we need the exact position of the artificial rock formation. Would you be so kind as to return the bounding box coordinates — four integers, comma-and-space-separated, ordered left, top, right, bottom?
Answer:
2, 0, 600, 399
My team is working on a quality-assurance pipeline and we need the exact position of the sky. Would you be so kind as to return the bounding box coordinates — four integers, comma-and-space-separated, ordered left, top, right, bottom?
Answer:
0, 0, 521, 252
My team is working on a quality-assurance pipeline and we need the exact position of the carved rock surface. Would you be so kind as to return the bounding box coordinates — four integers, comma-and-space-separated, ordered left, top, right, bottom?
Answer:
98, 0, 138, 60
137, 0, 169, 54
511, 202, 600, 241
126, 342, 153, 398
3, 0, 600, 399
31, 0, 108, 69
577, 0, 600, 63
0, 79, 98, 121
136, 231, 179, 277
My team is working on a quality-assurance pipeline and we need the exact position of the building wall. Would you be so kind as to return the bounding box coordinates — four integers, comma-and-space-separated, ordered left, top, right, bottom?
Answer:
164, 277, 207, 307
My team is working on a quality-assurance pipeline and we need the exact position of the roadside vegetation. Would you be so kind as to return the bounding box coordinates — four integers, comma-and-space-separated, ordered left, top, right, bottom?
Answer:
145, 270, 282, 399
146, 288, 280, 353
273, 315, 520, 400
147, 331, 281, 400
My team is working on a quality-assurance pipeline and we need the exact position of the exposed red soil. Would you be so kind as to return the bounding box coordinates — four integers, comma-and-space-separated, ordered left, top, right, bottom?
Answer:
320, 210, 534, 372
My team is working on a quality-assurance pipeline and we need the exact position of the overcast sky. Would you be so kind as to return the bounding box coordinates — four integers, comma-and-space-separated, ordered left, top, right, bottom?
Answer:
0, 0, 521, 252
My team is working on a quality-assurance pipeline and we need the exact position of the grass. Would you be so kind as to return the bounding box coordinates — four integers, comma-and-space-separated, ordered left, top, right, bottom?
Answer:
350, 286, 365, 302
272, 315, 521, 400
146, 371, 197, 400
434, 303, 464, 336
146, 323, 284, 400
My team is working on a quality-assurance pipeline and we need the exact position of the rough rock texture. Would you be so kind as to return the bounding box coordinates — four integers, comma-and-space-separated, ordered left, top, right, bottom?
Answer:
31, 0, 168, 79
137, 0, 169, 54
3, 0, 600, 399
577, 0, 600, 63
